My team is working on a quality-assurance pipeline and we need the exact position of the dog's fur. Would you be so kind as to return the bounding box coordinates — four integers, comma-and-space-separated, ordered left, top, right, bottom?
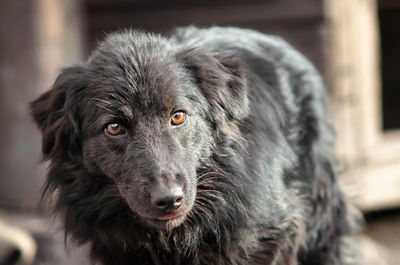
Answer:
31, 27, 356, 265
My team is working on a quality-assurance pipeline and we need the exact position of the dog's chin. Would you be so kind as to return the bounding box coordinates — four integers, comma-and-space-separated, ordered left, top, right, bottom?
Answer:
144, 213, 188, 230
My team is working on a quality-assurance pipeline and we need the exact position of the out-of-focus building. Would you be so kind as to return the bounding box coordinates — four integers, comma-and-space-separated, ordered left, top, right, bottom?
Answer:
1, 0, 399, 214
1, 0, 400, 264
0, 0, 400, 210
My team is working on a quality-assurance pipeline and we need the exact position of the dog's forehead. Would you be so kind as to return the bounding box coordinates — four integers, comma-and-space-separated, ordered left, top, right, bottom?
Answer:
85, 31, 199, 120
89, 30, 178, 77
85, 73, 192, 122
89, 35, 186, 93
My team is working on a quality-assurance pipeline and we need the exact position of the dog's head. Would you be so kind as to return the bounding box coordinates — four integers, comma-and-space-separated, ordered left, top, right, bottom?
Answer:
31, 30, 248, 230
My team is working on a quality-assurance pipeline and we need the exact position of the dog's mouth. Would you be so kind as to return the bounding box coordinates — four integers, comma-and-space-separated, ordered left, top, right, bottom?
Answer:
156, 212, 181, 221
145, 212, 187, 230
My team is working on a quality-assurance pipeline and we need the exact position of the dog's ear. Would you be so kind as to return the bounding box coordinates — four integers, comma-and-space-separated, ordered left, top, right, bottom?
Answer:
177, 49, 249, 123
30, 65, 87, 162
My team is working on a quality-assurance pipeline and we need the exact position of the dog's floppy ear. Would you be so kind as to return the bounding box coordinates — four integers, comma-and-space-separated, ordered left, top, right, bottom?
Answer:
177, 49, 249, 123
30, 65, 87, 162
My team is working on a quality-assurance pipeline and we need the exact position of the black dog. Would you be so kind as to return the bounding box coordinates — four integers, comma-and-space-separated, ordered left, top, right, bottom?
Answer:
31, 27, 356, 265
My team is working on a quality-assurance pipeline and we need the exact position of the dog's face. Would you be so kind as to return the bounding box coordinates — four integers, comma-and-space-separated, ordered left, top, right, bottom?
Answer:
31, 31, 248, 230
79, 51, 215, 230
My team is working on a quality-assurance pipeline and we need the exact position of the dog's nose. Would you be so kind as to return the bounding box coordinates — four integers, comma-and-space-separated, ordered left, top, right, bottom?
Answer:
151, 186, 184, 211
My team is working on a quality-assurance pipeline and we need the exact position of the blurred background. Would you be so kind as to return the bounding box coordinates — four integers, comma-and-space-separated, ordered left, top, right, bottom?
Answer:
0, 0, 399, 264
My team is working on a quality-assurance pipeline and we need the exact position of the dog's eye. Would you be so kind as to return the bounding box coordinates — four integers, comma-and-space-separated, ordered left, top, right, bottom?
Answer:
171, 111, 187, 126
105, 123, 124, 136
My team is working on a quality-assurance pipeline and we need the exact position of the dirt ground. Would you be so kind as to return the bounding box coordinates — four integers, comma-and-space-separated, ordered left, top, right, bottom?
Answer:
365, 209, 400, 265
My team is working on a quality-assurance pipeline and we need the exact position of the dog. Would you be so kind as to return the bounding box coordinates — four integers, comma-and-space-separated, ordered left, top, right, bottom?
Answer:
31, 26, 357, 265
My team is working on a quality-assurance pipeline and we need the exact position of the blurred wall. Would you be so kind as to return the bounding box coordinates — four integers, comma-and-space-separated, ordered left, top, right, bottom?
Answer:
85, 0, 325, 72
0, 0, 84, 210
0, 0, 44, 209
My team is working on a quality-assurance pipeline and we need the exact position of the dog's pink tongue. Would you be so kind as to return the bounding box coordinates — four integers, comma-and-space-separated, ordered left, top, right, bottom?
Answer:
157, 213, 178, 220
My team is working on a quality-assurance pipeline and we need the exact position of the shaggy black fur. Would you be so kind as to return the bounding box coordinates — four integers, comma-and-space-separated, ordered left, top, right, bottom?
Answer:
31, 26, 356, 265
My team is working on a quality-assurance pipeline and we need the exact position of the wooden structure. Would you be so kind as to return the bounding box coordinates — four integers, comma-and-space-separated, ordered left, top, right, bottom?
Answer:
325, 0, 400, 210
0, 0, 83, 209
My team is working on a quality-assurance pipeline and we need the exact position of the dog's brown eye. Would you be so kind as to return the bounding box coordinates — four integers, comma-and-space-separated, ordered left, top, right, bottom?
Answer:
171, 111, 186, 126
105, 123, 124, 136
